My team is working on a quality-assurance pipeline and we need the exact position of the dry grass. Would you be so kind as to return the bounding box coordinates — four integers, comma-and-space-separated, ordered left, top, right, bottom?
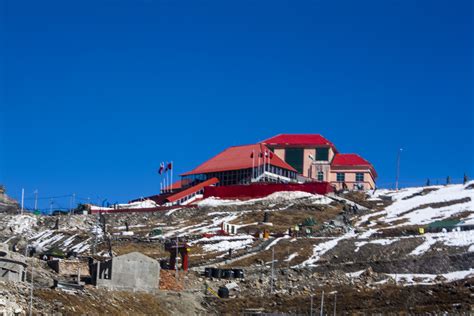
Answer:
110, 241, 168, 259
223, 238, 323, 268
230, 205, 342, 234
35, 288, 169, 315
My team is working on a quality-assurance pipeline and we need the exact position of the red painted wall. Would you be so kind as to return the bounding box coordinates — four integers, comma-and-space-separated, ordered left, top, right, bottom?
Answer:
90, 205, 196, 214
203, 182, 333, 200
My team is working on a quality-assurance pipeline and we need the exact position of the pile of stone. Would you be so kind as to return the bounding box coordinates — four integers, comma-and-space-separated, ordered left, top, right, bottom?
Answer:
159, 270, 184, 291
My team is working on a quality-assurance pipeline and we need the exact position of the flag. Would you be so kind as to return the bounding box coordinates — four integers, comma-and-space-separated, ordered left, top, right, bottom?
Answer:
167, 162, 173, 170
269, 151, 274, 159
165, 162, 170, 172
250, 151, 254, 158
259, 152, 264, 158
158, 162, 164, 175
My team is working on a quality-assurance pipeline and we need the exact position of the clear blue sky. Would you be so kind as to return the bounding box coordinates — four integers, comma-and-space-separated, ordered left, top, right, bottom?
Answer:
1, 0, 472, 211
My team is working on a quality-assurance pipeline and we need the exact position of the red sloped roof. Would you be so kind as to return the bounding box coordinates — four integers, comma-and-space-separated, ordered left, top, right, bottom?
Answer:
181, 143, 297, 176
166, 177, 219, 203
331, 153, 377, 178
261, 134, 337, 151
164, 180, 183, 191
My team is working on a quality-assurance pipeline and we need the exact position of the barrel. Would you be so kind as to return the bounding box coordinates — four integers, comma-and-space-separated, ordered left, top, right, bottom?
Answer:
222, 269, 234, 279
217, 286, 229, 298
204, 267, 212, 278
211, 268, 222, 278
233, 269, 244, 278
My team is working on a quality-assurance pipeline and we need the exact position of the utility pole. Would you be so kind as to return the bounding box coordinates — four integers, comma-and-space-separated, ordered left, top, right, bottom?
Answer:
175, 235, 179, 279
270, 246, 275, 293
21, 188, 24, 214
33, 190, 38, 211
69, 193, 76, 215
29, 250, 34, 316
320, 290, 324, 316
395, 148, 403, 190
286, 246, 290, 289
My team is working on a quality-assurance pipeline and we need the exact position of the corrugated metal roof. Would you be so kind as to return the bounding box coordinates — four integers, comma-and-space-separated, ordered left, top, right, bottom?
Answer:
166, 177, 219, 203
181, 143, 297, 176
261, 133, 336, 151
331, 153, 377, 178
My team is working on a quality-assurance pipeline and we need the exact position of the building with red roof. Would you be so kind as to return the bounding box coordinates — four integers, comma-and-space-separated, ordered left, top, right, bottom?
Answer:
261, 134, 377, 190
330, 154, 377, 190
170, 133, 376, 201
262, 134, 337, 151
181, 143, 298, 187
128, 133, 375, 208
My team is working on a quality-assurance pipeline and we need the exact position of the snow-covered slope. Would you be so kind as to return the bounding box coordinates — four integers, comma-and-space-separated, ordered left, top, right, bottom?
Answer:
198, 191, 332, 207
299, 182, 474, 267
360, 182, 474, 227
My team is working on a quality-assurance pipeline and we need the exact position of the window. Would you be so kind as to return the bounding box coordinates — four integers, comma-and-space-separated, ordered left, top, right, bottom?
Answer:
336, 173, 345, 182
317, 171, 324, 181
285, 148, 304, 174
356, 173, 364, 182
316, 148, 329, 161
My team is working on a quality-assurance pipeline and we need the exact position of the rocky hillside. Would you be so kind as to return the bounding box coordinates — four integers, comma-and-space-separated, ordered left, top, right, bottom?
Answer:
0, 182, 472, 314
0, 185, 19, 214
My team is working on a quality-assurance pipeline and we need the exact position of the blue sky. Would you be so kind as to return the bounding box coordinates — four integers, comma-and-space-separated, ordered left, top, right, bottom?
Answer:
1, 0, 472, 211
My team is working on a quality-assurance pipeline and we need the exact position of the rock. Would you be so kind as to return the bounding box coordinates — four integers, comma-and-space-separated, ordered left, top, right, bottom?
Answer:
435, 275, 448, 282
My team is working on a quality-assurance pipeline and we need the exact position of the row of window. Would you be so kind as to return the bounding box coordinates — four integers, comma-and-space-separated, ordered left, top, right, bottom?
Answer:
182, 166, 297, 188
336, 172, 365, 182
283, 147, 330, 174
175, 188, 204, 205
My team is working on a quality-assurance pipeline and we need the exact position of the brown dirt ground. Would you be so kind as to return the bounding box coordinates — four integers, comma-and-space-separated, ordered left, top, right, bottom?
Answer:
223, 238, 323, 268
209, 278, 474, 315
110, 241, 168, 258
230, 206, 343, 235
35, 287, 169, 315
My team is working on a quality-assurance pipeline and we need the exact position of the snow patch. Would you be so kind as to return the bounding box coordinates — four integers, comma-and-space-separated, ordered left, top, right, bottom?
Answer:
284, 252, 298, 262
8, 215, 37, 235
410, 230, 474, 256
202, 238, 254, 253
298, 230, 356, 267
264, 235, 290, 250
198, 191, 331, 207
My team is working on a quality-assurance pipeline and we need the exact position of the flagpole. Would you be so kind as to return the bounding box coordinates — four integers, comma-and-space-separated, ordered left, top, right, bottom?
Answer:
168, 163, 171, 193
251, 150, 255, 182
255, 153, 260, 178
164, 174, 167, 194
170, 161, 173, 193
263, 150, 266, 175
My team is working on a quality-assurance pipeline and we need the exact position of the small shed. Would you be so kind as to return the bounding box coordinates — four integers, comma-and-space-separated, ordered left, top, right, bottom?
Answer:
0, 244, 27, 283
94, 252, 160, 293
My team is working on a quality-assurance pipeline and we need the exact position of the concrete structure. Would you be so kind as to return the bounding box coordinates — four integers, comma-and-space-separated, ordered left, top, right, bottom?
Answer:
262, 134, 377, 190
0, 244, 27, 283
95, 252, 160, 293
